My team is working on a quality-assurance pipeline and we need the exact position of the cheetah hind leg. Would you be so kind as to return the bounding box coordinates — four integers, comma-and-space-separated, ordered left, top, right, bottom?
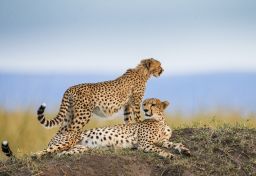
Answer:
31, 145, 63, 159
58, 145, 89, 156
31, 133, 78, 159
31, 143, 74, 159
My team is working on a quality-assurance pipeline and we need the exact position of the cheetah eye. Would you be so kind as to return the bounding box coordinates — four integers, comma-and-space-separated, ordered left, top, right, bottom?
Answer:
152, 104, 156, 106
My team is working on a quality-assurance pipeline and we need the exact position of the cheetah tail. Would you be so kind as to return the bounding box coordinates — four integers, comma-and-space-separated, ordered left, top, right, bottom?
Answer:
2, 141, 14, 158
37, 92, 70, 128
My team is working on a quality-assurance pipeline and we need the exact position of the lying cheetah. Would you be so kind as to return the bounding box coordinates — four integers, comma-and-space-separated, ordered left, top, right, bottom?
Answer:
36, 58, 163, 157
2, 98, 190, 159
59, 98, 191, 158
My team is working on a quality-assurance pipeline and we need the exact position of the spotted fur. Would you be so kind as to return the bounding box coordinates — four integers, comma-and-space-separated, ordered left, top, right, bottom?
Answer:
1, 98, 190, 159
59, 98, 191, 159
34, 58, 164, 158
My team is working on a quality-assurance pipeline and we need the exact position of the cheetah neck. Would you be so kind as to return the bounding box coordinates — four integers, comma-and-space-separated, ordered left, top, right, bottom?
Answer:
149, 113, 166, 124
118, 67, 150, 82
135, 65, 150, 81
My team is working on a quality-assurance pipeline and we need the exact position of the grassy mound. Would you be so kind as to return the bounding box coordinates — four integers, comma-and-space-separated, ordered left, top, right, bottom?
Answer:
1, 127, 255, 176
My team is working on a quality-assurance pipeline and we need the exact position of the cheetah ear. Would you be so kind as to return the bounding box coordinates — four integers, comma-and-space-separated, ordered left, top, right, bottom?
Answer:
141, 59, 152, 71
161, 101, 170, 110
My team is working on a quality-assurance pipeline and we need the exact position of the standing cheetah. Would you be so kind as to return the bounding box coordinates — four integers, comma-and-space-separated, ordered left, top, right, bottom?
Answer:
35, 58, 163, 157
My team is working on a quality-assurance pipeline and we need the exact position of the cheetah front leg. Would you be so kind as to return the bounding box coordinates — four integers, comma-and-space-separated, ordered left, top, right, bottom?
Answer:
138, 142, 175, 159
161, 140, 191, 156
131, 92, 143, 122
58, 145, 89, 156
124, 104, 133, 124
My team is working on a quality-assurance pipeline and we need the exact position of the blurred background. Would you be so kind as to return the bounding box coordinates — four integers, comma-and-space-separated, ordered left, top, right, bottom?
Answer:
0, 0, 256, 156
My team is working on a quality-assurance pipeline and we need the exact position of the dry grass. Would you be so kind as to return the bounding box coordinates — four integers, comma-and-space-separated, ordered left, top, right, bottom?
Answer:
0, 109, 255, 159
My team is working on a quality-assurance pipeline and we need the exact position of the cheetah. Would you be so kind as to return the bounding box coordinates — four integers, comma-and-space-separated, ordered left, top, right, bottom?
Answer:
35, 58, 163, 157
1, 98, 190, 159
59, 98, 190, 158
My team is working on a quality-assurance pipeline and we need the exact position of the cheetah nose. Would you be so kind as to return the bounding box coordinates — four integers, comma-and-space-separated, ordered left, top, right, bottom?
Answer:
144, 109, 149, 112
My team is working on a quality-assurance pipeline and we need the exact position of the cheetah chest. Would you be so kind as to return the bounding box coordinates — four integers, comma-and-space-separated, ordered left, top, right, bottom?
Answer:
160, 125, 172, 140
155, 125, 172, 142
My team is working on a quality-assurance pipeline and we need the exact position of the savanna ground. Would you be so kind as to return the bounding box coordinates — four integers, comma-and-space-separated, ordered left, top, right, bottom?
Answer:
0, 110, 256, 176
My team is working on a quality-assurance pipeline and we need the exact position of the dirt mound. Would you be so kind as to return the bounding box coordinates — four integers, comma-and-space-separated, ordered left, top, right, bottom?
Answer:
40, 154, 165, 176
0, 153, 166, 176
1, 127, 255, 176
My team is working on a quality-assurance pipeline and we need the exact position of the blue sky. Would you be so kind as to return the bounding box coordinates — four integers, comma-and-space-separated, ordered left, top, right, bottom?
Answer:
0, 0, 256, 75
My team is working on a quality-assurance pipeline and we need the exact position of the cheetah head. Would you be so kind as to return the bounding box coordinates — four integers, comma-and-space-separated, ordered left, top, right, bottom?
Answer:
142, 98, 169, 121
141, 58, 164, 77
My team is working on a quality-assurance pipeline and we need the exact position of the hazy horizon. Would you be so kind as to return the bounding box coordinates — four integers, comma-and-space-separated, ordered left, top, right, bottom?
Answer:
1, 72, 255, 117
